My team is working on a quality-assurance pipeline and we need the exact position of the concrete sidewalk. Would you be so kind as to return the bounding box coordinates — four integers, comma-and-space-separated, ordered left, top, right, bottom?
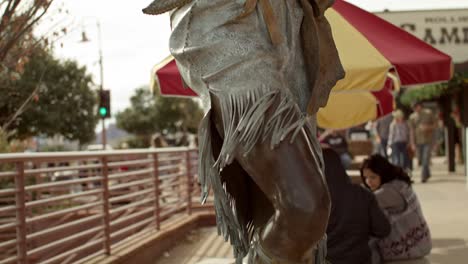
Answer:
155, 157, 468, 264
395, 158, 468, 264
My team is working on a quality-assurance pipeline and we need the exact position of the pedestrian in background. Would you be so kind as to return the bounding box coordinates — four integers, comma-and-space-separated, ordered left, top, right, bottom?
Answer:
409, 102, 436, 183
374, 114, 393, 158
388, 110, 411, 171
322, 130, 353, 169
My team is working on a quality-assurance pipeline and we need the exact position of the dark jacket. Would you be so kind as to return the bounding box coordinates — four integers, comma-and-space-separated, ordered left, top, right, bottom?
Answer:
323, 149, 390, 264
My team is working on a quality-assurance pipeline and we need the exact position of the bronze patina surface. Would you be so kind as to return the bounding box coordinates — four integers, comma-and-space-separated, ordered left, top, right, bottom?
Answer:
144, 1, 344, 263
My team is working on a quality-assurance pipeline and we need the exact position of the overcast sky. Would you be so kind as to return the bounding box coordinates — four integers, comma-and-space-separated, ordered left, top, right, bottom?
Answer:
51, 0, 468, 119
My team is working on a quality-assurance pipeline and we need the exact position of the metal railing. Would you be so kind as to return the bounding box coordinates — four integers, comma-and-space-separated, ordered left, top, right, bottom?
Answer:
0, 148, 212, 264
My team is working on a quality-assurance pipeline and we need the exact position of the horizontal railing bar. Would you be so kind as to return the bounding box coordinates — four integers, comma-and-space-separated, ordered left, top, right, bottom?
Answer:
27, 214, 103, 240
28, 226, 103, 258
160, 200, 186, 210
158, 164, 184, 172
160, 181, 187, 189
160, 200, 188, 209
158, 156, 185, 163
0, 238, 16, 250
0, 188, 15, 196
109, 189, 153, 203
0, 256, 17, 264
159, 191, 187, 199
160, 200, 187, 208
108, 178, 153, 191
26, 189, 101, 208
39, 238, 103, 264
107, 158, 153, 168
107, 152, 149, 159
110, 217, 153, 240
26, 201, 102, 224
158, 172, 185, 180
108, 168, 153, 181
0, 222, 16, 232
0, 147, 194, 163
0, 205, 16, 215
25, 176, 103, 192
159, 194, 176, 201
0, 171, 16, 178
109, 207, 153, 227
24, 163, 102, 176
109, 198, 154, 215
162, 195, 189, 204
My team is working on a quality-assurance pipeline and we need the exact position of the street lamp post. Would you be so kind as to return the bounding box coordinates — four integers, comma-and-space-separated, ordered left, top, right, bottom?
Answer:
81, 19, 107, 150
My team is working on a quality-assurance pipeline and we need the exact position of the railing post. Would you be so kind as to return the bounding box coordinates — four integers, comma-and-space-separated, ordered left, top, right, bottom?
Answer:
152, 153, 160, 230
186, 150, 192, 215
15, 161, 27, 264
101, 157, 111, 255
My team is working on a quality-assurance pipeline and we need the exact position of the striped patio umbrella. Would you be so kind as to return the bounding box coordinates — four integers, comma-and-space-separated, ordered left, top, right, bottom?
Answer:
317, 77, 397, 129
151, 0, 453, 128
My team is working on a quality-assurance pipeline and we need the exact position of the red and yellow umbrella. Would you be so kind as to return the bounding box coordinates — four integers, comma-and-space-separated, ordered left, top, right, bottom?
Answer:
151, 0, 453, 128
318, 76, 397, 129
329, 0, 452, 91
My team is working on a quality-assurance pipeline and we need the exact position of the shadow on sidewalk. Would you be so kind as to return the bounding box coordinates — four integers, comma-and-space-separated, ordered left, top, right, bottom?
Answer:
419, 178, 466, 184
387, 238, 468, 264
429, 238, 468, 264
389, 258, 430, 264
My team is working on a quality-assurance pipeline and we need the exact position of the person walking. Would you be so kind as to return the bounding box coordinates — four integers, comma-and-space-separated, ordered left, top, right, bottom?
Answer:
409, 102, 436, 183
388, 110, 411, 170
374, 114, 393, 158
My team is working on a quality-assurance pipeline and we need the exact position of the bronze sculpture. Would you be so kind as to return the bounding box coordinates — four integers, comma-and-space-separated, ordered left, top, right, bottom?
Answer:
143, 0, 344, 263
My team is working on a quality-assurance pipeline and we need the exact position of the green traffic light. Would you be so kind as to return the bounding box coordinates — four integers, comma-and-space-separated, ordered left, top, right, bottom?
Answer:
99, 107, 107, 117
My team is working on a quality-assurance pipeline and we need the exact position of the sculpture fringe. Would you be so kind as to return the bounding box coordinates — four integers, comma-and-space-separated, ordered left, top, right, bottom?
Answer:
198, 87, 310, 263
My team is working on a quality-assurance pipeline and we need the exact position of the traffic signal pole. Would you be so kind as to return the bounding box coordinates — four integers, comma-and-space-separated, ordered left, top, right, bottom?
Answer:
81, 19, 108, 150
97, 21, 107, 150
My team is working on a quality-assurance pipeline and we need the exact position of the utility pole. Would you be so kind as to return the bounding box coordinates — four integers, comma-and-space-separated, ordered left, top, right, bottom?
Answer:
82, 19, 107, 150
97, 21, 107, 150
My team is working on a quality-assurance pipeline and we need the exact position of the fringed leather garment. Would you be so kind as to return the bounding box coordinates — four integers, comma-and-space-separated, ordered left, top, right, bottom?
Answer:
143, 0, 344, 263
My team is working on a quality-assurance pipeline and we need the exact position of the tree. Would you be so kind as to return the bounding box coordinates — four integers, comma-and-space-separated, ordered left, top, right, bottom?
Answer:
116, 87, 204, 147
116, 88, 159, 146
0, 0, 64, 80
400, 72, 468, 106
0, 49, 99, 144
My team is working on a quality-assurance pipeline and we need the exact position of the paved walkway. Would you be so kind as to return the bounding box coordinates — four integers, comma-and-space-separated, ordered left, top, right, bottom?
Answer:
155, 158, 468, 264
398, 158, 467, 264
155, 227, 233, 264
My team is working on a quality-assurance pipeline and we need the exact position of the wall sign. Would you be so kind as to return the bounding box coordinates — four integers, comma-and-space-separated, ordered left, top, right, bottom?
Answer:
377, 9, 468, 63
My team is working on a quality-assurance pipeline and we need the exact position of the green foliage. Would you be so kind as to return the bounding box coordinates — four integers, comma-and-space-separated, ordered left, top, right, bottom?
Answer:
0, 0, 64, 80
400, 73, 467, 106
154, 93, 204, 134
0, 50, 99, 144
39, 145, 67, 152
116, 87, 203, 146
116, 88, 159, 145
122, 136, 152, 149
